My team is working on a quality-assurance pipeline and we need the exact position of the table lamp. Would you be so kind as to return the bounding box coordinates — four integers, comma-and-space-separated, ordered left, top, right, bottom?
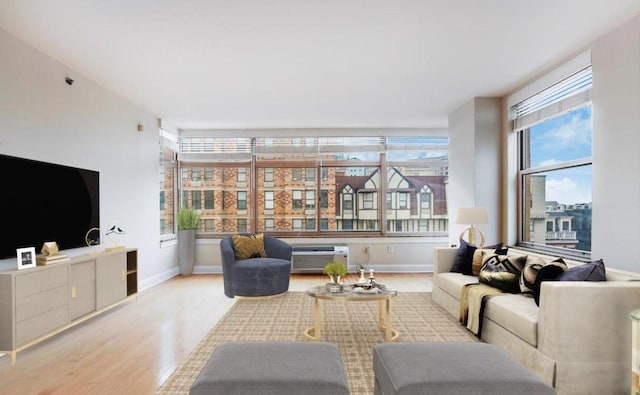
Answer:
456, 207, 488, 247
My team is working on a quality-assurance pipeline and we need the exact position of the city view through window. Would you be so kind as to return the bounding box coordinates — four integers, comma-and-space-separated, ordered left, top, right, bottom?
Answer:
161, 136, 450, 237
521, 104, 592, 252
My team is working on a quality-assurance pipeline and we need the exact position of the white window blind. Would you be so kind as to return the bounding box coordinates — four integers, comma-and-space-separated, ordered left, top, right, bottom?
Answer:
511, 66, 592, 131
178, 137, 253, 162
178, 135, 449, 160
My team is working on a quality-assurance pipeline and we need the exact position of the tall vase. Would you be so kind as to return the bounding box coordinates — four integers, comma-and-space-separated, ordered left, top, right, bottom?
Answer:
178, 229, 195, 276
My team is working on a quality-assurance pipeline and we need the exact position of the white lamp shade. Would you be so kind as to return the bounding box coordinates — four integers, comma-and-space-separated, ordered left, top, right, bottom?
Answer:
456, 207, 489, 225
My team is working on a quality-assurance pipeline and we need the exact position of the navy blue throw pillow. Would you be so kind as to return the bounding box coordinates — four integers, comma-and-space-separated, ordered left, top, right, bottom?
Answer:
556, 259, 606, 282
451, 238, 477, 275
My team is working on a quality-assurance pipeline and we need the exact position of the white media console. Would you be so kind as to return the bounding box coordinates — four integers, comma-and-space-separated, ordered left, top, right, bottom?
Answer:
0, 248, 137, 364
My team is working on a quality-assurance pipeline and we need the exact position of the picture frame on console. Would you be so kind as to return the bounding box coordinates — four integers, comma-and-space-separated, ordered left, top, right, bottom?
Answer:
17, 247, 36, 270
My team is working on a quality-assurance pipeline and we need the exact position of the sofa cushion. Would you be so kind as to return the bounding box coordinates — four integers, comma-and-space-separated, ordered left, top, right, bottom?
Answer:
483, 294, 539, 347
451, 238, 477, 275
232, 233, 266, 260
436, 273, 479, 301
557, 258, 606, 281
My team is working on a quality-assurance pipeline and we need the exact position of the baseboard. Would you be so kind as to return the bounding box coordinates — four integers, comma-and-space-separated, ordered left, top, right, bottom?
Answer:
139, 267, 179, 292
193, 265, 222, 274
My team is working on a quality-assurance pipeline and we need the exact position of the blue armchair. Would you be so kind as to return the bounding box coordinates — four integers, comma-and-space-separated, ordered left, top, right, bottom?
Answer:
220, 234, 293, 298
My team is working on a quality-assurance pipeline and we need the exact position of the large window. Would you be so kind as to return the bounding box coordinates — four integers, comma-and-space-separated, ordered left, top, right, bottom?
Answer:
513, 66, 592, 256
159, 129, 177, 236
178, 135, 449, 237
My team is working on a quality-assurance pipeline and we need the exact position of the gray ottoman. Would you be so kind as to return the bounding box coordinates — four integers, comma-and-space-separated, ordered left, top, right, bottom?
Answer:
190, 341, 349, 395
373, 342, 556, 395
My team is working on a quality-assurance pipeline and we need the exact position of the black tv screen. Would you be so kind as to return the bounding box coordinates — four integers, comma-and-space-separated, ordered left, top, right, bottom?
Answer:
0, 154, 100, 260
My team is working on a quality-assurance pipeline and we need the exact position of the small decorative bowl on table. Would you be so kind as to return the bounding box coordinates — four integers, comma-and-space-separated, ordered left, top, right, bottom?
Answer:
352, 281, 386, 294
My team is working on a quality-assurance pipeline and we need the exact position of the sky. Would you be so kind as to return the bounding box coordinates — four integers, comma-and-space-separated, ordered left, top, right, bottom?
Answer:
529, 105, 592, 205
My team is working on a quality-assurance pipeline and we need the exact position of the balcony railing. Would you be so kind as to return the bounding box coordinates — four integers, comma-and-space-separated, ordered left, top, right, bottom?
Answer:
546, 231, 577, 240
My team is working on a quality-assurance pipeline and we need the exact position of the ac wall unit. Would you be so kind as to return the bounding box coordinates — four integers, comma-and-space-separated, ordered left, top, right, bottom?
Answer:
291, 245, 350, 273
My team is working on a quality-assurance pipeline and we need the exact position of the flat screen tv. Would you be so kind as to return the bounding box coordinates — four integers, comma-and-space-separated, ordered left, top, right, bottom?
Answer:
0, 154, 100, 260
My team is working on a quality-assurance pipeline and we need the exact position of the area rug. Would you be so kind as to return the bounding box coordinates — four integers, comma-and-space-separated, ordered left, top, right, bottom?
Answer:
156, 291, 478, 395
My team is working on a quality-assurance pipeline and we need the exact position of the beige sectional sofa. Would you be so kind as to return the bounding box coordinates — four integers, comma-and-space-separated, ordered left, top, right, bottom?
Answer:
432, 246, 640, 395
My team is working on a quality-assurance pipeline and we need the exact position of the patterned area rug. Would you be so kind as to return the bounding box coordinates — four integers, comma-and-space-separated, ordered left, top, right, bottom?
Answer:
156, 291, 478, 395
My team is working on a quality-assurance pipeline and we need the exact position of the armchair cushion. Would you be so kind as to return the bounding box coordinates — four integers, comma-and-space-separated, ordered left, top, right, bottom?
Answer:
232, 233, 266, 260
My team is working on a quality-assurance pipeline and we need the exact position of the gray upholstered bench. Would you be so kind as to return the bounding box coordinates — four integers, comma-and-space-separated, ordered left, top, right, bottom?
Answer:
190, 341, 349, 395
373, 342, 556, 395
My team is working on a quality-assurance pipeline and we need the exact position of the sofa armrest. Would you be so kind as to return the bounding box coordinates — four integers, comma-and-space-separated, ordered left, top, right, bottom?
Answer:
433, 247, 458, 276
538, 281, 640, 362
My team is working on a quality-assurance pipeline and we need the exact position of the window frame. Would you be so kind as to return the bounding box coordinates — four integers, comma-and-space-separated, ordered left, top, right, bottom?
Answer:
512, 65, 593, 260
177, 135, 449, 238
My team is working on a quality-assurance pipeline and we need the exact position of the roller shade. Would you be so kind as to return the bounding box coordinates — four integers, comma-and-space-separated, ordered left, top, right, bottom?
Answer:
511, 66, 592, 131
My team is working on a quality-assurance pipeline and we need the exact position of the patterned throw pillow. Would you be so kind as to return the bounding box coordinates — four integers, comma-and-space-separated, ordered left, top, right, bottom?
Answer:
471, 244, 506, 276
519, 256, 546, 294
479, 255, 527, 293
232, 234, 266, 260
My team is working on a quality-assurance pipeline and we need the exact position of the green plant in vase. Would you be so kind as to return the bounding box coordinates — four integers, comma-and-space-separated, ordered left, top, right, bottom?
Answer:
323, 261, 348, 284
177, 207, 200, 230
177, 207, 200, 276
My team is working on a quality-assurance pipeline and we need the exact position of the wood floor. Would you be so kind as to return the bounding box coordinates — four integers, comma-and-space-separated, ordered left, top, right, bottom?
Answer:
0, 272, 432, 395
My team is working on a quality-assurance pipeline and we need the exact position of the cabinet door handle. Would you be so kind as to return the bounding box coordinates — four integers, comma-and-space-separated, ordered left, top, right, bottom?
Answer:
122, 270, 126, 280
71, 286, 77, 298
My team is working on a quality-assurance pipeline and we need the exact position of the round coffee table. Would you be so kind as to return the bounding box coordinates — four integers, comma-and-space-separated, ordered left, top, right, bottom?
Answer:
304, 284, 399, 342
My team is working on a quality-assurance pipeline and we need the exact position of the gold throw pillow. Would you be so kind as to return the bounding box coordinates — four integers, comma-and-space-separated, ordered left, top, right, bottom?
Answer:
232, 234, 266, 260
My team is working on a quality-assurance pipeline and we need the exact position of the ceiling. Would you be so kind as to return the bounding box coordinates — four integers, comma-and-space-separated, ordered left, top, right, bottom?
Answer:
0, 1, 638, 130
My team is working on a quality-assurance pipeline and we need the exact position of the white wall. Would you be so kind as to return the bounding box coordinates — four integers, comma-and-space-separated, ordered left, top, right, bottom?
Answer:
448, 97, 502, 247
502, 15, 640, 272
591, 15, 640, 271
0, 28, 178, 288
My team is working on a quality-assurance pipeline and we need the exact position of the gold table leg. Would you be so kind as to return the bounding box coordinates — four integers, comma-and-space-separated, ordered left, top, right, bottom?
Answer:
378, 297, 398, 342
305, 294, 398, 341
314, 297, 321, 340
304, 296, 322, 340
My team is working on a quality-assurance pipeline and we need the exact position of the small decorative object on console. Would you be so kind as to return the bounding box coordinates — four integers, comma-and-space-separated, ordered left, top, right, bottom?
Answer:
36, 241, 69, 265
16, 247, 36, 270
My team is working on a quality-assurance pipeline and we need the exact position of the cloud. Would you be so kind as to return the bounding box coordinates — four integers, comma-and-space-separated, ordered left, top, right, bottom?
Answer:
546, 176, 591, 205
529, 106, 592, 167
539, 109, 592, 151
539, 159, 559, 167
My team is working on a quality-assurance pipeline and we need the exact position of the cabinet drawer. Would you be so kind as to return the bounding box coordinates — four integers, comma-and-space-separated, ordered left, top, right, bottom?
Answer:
16, 285, 68, 323
16, 305, 68, 346
15, 265, 68, 299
